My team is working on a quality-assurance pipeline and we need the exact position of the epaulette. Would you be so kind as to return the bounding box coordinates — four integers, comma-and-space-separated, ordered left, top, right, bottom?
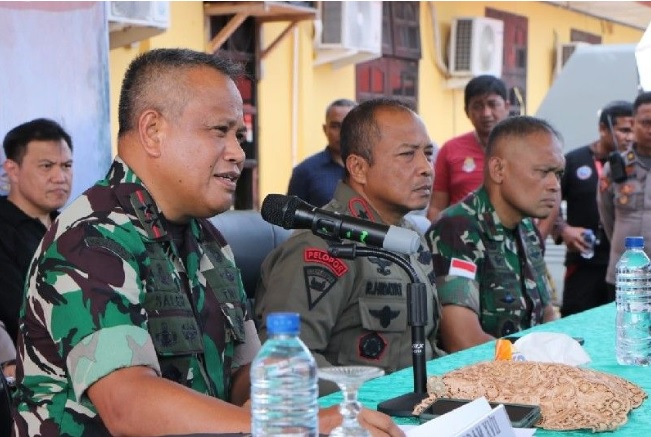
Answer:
623, 150, 637, 166
622, 150, 638, 178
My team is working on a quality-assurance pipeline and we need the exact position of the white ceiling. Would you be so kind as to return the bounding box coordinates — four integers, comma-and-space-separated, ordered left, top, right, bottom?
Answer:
547, 1, 651, 30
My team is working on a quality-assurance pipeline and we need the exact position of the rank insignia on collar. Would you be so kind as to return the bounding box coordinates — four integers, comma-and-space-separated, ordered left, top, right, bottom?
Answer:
627, 151, 635, 161
131, 190, 164, 239
348, 197, 375, 221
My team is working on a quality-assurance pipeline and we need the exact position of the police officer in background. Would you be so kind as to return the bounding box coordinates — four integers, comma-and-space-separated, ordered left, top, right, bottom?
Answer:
540, 101, 633, 317
255, 98, 443, 396
599, 92, 651, 295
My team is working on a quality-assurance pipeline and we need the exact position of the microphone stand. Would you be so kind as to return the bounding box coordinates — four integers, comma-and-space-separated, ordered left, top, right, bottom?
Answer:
327, 243, 430, 417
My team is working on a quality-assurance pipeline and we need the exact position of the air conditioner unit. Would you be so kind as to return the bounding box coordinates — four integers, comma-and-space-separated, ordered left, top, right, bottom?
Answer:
449, 17, 504, 78
555, 42, 589, 76
107, 1, 170, 49
314, 1, 382, 69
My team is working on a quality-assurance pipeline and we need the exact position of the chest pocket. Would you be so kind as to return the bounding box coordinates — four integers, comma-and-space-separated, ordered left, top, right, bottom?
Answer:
143, 245, 204, 356
483, 242, 521, 310
482, 241, 525, 336
202, 242, 246, 344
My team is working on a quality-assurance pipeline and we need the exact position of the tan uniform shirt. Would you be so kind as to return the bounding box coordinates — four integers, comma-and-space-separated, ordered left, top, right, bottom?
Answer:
255, 182, 443, 395
598, 146, 651, 284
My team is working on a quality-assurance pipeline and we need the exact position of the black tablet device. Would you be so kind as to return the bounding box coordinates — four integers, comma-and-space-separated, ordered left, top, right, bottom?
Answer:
418, 398, 542, 428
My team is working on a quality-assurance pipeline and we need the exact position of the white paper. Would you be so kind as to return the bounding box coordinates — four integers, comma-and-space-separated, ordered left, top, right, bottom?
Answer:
455, 404, 515, 437
404, 397, 536, 437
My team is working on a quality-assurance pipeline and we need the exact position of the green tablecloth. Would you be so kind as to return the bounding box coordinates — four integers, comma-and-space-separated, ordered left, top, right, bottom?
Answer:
319, 302, 650, 436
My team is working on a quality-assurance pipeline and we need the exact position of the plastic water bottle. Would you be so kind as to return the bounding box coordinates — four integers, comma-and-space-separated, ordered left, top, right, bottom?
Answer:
615, 236, 651, 366
580, 229, 596, 259
251, 312, 318, 436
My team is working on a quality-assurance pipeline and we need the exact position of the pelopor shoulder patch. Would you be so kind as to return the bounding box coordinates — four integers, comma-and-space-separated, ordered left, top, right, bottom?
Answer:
303, 247, 348, 277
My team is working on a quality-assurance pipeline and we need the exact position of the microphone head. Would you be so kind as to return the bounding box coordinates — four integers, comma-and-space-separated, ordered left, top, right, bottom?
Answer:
384, 226, 421, 255
261, 194, 306, 229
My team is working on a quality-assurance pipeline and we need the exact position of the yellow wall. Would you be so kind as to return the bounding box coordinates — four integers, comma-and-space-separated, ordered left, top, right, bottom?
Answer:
257, 20, 357, 197
108, 1, 206, 154
418, 2, 644, 149
107, 1, 644, 207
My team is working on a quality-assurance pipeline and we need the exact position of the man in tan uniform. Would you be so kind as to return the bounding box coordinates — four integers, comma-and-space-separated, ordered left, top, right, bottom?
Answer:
255, 98, 443, 395
598, 91, 651, 293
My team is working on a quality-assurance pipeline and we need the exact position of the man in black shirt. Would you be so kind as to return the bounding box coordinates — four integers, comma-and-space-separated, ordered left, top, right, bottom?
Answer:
547, 101, 633, 316
0, 118, 73, 367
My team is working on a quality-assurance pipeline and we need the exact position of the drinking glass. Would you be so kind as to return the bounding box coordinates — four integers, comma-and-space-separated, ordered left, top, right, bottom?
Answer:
318, 366, 385, 436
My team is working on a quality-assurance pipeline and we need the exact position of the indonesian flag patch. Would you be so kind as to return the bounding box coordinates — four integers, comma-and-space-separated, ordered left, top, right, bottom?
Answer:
448, 257, 477, 280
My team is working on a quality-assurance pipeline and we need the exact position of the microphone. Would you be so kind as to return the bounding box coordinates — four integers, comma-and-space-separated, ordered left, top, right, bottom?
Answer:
261, 194, 421, 255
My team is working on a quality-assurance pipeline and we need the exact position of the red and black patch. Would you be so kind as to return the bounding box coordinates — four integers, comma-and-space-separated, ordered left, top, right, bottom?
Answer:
303, 248, 348, 277
348, 197, 376, 222
358, 332, 387, 360
132, 190, 164, 239
303, 266, 337, 310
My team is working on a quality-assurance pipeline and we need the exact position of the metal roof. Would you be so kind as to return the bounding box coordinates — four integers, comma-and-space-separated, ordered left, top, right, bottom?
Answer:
546, 1, 651, 31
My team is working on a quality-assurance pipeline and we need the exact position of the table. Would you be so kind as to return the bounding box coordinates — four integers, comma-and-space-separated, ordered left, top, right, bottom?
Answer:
319, 303, 650, 436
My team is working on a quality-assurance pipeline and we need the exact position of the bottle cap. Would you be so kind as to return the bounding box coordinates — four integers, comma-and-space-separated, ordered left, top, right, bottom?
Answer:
267, 312, 300, 335
624, 236, 644, 249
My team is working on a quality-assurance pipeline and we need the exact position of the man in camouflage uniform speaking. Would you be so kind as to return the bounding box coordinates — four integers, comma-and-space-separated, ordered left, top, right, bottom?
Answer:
426, 116, 561, 353
11, 49, 402, 437
255, 98, 443, 396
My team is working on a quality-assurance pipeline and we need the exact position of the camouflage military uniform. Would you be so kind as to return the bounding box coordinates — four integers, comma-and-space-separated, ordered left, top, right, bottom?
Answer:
598, 146, 651, 285
12, 158, 250, 436
255, 182, 442, 395
427, 187, 552, 337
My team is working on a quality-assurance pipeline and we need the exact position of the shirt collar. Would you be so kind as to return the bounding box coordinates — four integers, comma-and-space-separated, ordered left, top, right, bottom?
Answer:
333, 181, 413, 229
473, 186, 510, 242
107, 157, 170, 240
0, 195, 59, 227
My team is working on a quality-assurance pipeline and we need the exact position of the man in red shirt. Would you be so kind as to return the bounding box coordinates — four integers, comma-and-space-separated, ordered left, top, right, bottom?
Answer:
428, 75, 510, 221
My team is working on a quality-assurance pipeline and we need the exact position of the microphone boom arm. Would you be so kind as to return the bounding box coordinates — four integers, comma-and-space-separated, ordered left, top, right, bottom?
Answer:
327, 243, 430, 417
